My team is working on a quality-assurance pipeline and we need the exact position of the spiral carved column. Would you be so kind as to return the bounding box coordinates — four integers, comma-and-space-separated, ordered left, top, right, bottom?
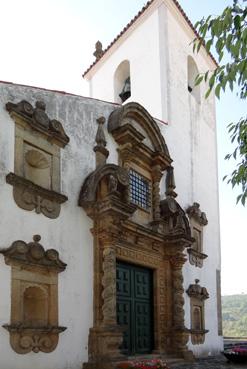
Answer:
102, 245, 117, 326
152, 165, 162, 221
170, 253, 194, 360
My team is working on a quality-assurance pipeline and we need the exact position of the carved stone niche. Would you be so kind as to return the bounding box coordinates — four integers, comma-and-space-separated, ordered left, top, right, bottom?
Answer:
186, 203, 208, 268
0, 235, 67, 354
186, 280, 209, 345
5, 100, 69, 218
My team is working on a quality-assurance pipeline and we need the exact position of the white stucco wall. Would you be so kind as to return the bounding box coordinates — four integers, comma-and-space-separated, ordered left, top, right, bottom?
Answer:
85, 0, 223, 357
87, 6, 164, 121
0, 82, 118, 369
164, 4, 222, 356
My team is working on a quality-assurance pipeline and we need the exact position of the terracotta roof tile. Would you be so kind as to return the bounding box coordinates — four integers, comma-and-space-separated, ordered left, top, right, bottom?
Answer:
83, 0, 217, 77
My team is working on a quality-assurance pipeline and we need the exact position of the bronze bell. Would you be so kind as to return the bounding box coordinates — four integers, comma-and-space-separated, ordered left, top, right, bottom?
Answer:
119, 77, 131, 103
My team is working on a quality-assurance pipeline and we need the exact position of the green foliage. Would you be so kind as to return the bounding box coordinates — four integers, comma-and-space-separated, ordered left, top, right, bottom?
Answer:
193, 0, 247, 205
222, 294, 247, 336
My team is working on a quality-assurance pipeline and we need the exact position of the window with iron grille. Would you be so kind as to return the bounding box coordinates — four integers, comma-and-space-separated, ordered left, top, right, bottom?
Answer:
129, 169, 150, 210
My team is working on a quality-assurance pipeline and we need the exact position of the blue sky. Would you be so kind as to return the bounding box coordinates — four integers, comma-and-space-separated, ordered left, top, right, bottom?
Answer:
0, 0, 246, 294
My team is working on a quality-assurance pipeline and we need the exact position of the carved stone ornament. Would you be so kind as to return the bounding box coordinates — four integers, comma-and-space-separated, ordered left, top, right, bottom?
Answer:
79, 102, 196, 368
186, 202, 208, 268
187, 280, 209, 301
186, 202, 208, 226
6, 100, 69, 147
187, 248, 207, 268
0, 235, 67, 354
108, 102, 172, 170
93, 40, 104, 60
186, 280, 209, 345
6, 99, 69, 218
6, 173, 68, 219
160, 196, 192, 239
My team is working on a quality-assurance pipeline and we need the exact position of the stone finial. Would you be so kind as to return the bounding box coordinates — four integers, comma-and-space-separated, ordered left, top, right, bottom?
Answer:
93, 117, 109, 168
93, 41, 103, 60
165, 166, 177, 198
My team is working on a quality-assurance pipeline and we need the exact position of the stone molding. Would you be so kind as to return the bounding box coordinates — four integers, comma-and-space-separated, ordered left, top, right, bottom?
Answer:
6, 172, 68, 219
0, 235, 67, 354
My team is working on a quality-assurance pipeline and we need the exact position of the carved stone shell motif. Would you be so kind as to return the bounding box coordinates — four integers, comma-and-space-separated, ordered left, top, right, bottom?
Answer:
25, 149, 49, 169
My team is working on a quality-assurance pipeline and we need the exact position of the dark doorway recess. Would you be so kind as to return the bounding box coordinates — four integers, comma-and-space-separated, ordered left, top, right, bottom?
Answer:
116, 261, 154, 355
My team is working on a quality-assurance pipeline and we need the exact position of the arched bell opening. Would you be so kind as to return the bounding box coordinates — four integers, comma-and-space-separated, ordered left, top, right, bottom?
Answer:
114, 60, 131, 104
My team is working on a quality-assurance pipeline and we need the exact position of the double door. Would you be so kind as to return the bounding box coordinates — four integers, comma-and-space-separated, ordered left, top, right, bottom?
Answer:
116, 261, 153, 355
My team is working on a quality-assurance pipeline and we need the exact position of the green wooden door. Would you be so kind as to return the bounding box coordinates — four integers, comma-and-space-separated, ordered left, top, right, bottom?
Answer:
116, 261, 153, 355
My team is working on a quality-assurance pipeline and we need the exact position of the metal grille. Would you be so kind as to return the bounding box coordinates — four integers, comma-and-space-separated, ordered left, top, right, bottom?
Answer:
129, 169, 150, 210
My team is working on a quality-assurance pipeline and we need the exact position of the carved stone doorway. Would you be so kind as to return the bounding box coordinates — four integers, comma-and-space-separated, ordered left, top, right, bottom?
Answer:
116, 261, 154, 356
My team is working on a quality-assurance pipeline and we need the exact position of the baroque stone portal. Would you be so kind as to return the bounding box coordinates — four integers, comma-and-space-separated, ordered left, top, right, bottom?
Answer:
0, 235, 67, 354
79, 103, 195, 369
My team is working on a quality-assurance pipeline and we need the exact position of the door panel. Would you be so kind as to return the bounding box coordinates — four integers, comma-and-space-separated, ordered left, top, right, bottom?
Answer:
116, 261, 153, 355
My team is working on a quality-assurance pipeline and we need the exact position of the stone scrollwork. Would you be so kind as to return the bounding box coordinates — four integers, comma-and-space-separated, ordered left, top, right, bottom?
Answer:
6, 99, 69, 218
0, 235, 67, 354
2, 326, 66, 354
6, 173, 68, 219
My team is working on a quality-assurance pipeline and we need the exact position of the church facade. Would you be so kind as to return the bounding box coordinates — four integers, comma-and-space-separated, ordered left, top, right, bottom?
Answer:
0, 1, 222, 369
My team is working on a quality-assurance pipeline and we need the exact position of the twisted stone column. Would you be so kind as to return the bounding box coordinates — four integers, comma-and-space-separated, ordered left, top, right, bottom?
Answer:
102, 245, 117, 326
152, 165, 162, 221
170, 253, 193, 360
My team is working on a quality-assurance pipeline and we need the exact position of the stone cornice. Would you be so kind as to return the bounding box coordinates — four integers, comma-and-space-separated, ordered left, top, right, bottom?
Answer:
0, 235, 67, 272
6, 172, 68, 204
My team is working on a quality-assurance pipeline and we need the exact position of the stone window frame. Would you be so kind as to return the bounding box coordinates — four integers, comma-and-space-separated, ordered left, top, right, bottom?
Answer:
5, 100, 69, 219
0, 235, 67, 354
186, 279, 209, 345
186, 202, 208, 268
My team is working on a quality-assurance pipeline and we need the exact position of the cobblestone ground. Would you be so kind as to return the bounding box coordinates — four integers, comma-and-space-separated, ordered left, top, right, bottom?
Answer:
170, 356, 247, 369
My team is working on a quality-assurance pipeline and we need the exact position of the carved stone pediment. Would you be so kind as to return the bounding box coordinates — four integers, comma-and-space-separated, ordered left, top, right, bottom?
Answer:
186, 280, 209, 300
186, 202, 208, 226
160, 197, 192, 238
108, 102, 172, 170
79, 163, 135, 218
6, 100, 69, 147
1, 234, 66, 271
0, 235, 67, 354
